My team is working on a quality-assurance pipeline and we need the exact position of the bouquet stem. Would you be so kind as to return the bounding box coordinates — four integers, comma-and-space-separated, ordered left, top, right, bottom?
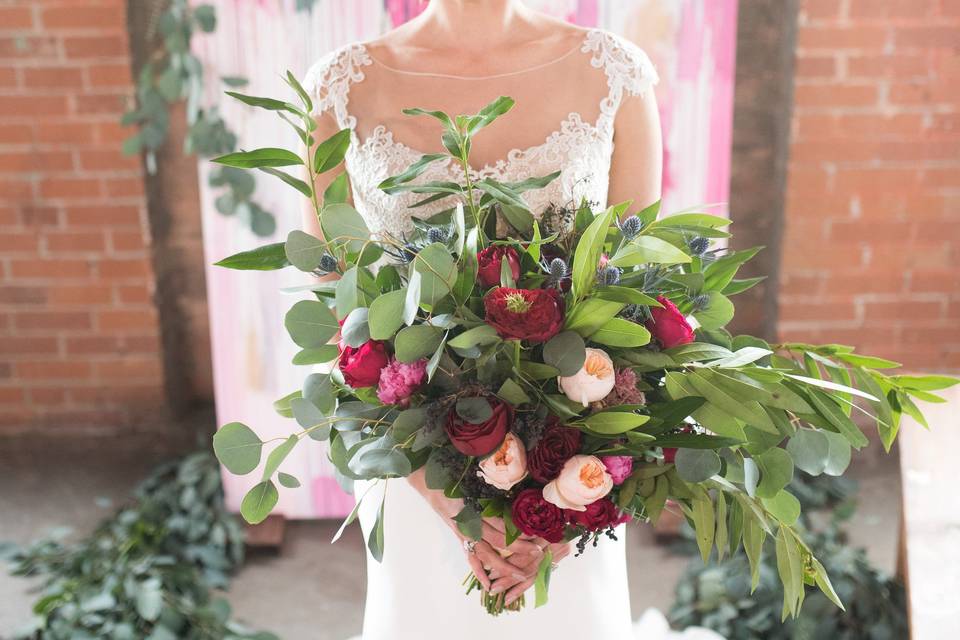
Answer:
463, 573, 525, 615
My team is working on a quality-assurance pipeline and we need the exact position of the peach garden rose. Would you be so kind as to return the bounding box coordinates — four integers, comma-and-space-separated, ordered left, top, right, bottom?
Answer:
477, 432, 527, 490
558, 348, 617, 407
542, 455, 614, 512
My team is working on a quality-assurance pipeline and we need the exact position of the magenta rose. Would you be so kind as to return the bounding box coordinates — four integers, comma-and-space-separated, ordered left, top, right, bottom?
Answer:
527, 420, 582, 484
338, 340, 389, 388
601, 456, 633, 485
484, 287, 565, 344
645, 295, 695, 349
566, 498, 629, 531
511, 488, 567, 543
444, 397, 513, 457
477, 245, 521, 288
376, 358, 427, 406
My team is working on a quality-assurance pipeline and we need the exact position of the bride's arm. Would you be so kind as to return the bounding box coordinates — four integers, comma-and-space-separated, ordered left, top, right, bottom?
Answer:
607, 88, 663, 213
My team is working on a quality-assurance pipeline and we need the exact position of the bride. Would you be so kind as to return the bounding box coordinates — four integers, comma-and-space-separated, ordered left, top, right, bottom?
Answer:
300, 1, 687, 638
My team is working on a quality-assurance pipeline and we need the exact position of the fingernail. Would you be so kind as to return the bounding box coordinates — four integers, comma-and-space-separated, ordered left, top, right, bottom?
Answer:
505, 595, 516, 605
490, 586, 503, 594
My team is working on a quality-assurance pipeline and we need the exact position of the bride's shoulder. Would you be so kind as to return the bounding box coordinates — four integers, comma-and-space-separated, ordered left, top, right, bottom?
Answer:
581, 29, 659, 96
302, 42, 372, 112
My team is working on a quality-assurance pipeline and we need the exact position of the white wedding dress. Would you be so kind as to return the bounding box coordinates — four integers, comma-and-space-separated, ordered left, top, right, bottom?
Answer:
303, 29, 723, 640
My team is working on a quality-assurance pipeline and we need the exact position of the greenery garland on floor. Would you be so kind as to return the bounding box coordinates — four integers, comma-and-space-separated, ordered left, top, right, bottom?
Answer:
3, 452, 276, 640
669, 474, 908, 640
122, 0, 316, 236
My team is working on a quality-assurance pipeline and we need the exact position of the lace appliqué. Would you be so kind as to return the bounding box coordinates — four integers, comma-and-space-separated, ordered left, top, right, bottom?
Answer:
303, 30, 659, 238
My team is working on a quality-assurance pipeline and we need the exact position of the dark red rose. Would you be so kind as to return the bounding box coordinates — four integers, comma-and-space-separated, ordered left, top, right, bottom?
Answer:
483, 287, 564, 343
565, 498, 629, 531
645, 295, 695, 349
527, 420, 582, 483
511, 488, 567, 543
477, 245, 521, 288
338, 340, 389, 388
444, 397, 512, 457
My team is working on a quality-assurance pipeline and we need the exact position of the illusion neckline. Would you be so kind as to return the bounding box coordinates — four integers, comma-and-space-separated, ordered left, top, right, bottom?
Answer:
359, 29, 595, 81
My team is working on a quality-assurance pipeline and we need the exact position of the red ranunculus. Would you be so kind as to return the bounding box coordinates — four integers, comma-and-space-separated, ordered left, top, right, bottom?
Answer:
444, 397, 513, 457
511, 488, 567, 543
477, 245, 521, 288
566, 498, 630, 531
527, 419, 582, 483
483, 287, 564, 343
338, 340, 389, 388
645, 295, 695, 349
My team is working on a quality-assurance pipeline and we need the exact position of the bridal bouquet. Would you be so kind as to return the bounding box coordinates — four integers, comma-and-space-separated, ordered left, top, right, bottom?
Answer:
211, 74, 957, 617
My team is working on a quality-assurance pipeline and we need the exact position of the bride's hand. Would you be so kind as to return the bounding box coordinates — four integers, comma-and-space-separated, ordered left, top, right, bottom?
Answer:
496, 540, 571, 606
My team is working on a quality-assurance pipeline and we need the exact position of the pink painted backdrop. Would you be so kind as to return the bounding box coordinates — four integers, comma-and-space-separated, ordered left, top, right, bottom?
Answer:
197, 0, 739, 518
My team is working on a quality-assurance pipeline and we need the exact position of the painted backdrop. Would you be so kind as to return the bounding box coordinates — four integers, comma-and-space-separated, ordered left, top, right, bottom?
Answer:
198, 0, 739, 518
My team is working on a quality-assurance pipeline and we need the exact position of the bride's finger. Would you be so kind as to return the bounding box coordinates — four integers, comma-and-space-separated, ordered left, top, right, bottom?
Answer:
480, 522, 543, 557
504, 576, 535, 606
481, 516, 505, 532
465, 551, 492, 590
549, 541, 571, 562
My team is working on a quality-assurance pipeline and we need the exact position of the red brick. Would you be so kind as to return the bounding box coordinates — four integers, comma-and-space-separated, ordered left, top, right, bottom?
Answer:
96, 309, 158, 332
46, 284, 113, 305
796, 56, 837, 78
110, 230, 146, 251
800, 0, 844, 21
0, 286, 47, 304
0, 95, 69, 118
23, 66, 85, 88
863, 300, 944, 321
798, 25, 890, 50
0, 388, 26, 405
63, 36, 128, 59
0, 7, 35, 29
0, 36, 58, 60
0, 232, 40, 252
40, 177, 101, 199
116, 285, 152, 304
848, 1, 932, 19
13, 311, 92, 331
19, 205, 60, 226
44, 231, 107, 252
0, 151, 74, 172
77, 149, 140, 171
74, 93, 129, 116
93, 358, 163, 381
10, 259, 94, 279
41, 6, 124, 30
0, 67, 18, 87
894, 25, 960, 48
97, 258, 151, 279
86, 63, 132, 87
65, 205, 141, 226
103, 176, 145, 197
0, 337, 59, 356
17, 360, 92, 380
34, 122, 97, 145
0, 124, 34, 144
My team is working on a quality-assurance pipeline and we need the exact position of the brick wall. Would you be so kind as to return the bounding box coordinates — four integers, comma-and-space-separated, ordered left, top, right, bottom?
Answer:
0, 1, 167, 432
779, 0, 960, 371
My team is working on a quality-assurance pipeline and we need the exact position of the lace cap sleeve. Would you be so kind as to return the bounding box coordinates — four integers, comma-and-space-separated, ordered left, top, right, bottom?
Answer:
584, 30, 660, 102
301, 43, 371, 127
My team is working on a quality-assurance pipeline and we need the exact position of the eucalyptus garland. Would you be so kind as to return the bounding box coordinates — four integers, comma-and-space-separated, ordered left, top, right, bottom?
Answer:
122, 0, 312, 236
3, 452, 275, 640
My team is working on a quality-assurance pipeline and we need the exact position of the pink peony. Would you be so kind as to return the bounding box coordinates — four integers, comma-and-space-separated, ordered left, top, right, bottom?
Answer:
601, 456, 633, 485
376, 358, 427, 406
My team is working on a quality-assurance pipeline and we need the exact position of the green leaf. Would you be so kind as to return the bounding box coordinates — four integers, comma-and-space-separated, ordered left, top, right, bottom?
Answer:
414, 243, 457, 307
500, 203, 534, 233
571, 205, 619, 300
292, 345, 339, 365
754, 448, 794, 499
351, 447, 412, 478
836, 352, 902, 369
273, 389, 301, 418
784, 373, 878, 401
322, 202, 370, 253
593, 286, 662, 307
225, 90, 299, 113
534, 549, 554, 608
467, 95, 515, 136
688, 370, 776, 432
690, 488, 715, 562
811, 557, 845, 610
257, 166, 312, 197
693, 292, 735, 330
804, 387, 870, 449
497, 378, 531, 406
212, 147, 303, 168
674, 449, 722, 482
579, 412, 650, 435
564, 298, 625, 336
302, 372, 336, 414
454, 504, 483, 541
262, 435, 298, 480
892, 374, 960, 391
240, 481, 279, 524
213, 422, 262, 475
368, 494, 386, 561
786, 429, 830, 475
368, 289, 407, 340
822, 431, 852, 476
655, 212, 731, 228
518, 361, 560, 380
395, 325, 444, 362
340, 307, 370, 347
456, 397, 493, 424
775, 528, 804, 618
284, 230, 326, 272
378, 153, 447, 192
215, 242, 290, 270
284, 299, 339, 348
313, 128, 351, 173
447, 325, 500, 351
591, 318, 651, 347
335, 266, 359, 318
742, 510, 765, 591
542, 330, 586, 376
323, 172, 350, 205
762, 490, 800, 525
610, 236, 691, 267
278, 472, 301, 488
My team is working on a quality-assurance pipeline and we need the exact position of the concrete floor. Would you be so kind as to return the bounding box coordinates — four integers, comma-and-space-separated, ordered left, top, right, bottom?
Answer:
0, 435, 901, 640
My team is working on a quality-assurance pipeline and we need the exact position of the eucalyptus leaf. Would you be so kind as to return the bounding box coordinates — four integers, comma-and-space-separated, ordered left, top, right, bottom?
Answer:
212, 422, 262, 475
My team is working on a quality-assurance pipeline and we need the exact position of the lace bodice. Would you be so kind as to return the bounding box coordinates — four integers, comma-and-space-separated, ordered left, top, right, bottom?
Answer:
303, 29, 658, 238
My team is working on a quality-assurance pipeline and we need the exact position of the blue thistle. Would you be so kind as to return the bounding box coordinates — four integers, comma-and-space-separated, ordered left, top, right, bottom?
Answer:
688, 236, 709, 256
598, 266, 622, 286
427, 227, 449, 244
317, 254, 338, 274
616, 215, 643, 239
